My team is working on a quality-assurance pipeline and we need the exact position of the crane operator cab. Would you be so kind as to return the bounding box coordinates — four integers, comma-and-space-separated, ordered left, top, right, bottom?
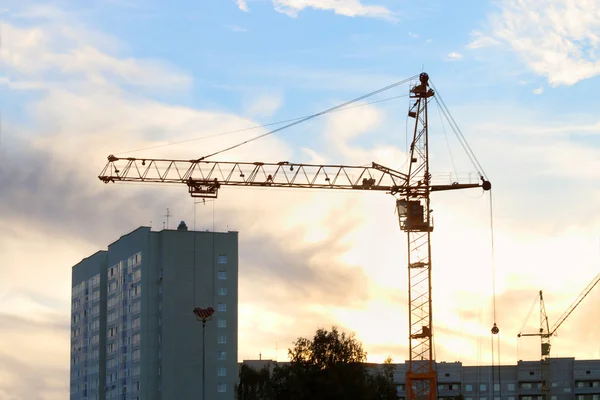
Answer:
396, 199, 433, 232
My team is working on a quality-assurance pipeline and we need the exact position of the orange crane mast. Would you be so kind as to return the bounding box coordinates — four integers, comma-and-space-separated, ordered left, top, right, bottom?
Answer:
99, 73, 491, 400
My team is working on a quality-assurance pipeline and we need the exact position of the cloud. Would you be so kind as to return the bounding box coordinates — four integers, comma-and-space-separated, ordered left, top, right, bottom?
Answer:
408, 31, 418, 39
482, 0, 600, 86
445, 52, 463, 61
466, 30, 500, 49
236, 0, 250, 12
0, 352, 68, 400
272, 0, 396, 21
1, 9, 416, 397
1, 23, 191, 90
533, 86, 544, 95
4, 3, 600, 397
225, 24, 248, 32
243, 92, 284, 117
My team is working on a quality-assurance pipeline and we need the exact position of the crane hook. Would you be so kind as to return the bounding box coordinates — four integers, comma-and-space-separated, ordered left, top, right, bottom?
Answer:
491, 323, 499, 335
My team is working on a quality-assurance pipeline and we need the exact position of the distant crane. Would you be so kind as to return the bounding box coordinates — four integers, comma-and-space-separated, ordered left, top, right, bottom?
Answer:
518, 271, 600, 400
98, 73, 491, 400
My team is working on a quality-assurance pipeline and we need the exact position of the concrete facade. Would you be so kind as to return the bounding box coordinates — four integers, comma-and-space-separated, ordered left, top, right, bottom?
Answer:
240, 358, 600, 400
70, 223, 239, 400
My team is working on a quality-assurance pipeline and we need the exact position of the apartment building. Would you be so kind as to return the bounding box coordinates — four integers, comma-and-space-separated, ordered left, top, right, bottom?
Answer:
240, 358, 600, 400
70, 222, 238, 400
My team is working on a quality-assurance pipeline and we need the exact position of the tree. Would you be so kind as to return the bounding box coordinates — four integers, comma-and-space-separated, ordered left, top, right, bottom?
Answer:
236, 363, 273, 400
367, 356, 397, 400
237, 326, 399, 400
285, 326, 370, 400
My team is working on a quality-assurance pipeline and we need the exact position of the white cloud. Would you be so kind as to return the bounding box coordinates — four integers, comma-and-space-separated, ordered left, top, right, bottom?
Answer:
4, 3, 600, 396
243, 92, 284, 117
466, 30, 500, 49
272, 0, 396, 21
408, 31, 418, 38
225, 24, 248, 32
445, 52, 463, 61
1, 23, 191, 90
533, 86, 544, 94
485, 0, 600, 86
236, 0, 250, 12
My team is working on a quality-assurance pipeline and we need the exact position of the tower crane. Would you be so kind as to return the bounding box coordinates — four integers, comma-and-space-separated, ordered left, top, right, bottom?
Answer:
518, 271, 600, 400
99, 73, 491, 400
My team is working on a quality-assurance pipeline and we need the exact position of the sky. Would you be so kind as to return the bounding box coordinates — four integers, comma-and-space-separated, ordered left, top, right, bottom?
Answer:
2, 0, 600, 398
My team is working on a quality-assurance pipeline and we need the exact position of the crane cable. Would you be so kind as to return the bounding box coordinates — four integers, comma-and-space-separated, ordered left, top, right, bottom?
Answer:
489, 189, 502, 398
114, 93, 411, 156
430, 80, 500, 393
429, 80, 488, 180
197, 75, 419, 161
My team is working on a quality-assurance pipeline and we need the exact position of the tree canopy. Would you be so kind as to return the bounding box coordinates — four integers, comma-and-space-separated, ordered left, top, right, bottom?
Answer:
236, 326, 397, 400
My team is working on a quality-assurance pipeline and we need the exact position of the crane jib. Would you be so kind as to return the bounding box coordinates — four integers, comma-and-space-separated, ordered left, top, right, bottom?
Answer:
98, 72, 493, 400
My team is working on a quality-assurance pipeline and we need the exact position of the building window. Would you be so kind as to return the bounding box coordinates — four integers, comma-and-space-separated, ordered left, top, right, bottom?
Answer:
218, 366, 226, 376
507, 383, 515, 391
134, 381, 140, 391
133, 333, 140, 345
217, 383, 227, 393
218, 319, 226, 328
218, 255, 227, 264
133, 348, 140, 360
218, 303, 226, 312
218, 335, 227, 344
132, 317, 140, 329
218, 287, 227, 295
218, 270, 227, 280
494, 383, 500, 392
465, 384, 472, 392
480, 384, 487, 392
218, 351, 226, 360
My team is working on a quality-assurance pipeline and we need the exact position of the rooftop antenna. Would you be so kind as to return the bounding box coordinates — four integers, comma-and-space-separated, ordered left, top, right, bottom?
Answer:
164, 208, 171, 229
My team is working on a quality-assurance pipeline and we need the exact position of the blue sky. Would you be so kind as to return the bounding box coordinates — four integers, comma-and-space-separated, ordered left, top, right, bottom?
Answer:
2, 0, 600, 398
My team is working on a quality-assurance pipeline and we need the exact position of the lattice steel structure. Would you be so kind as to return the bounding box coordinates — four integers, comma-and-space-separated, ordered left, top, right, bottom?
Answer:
99, 72, 491, 400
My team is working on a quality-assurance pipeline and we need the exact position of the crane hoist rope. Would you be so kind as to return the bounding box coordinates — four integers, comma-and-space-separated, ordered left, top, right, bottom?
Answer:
98, 72, 492, 400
